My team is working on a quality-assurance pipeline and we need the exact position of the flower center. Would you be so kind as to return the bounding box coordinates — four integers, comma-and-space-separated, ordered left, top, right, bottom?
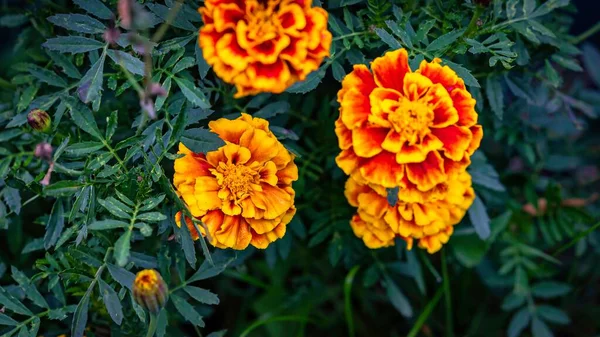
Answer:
247, 1, 280, 38
218, 163, 259, 199
388, 99, 434, 145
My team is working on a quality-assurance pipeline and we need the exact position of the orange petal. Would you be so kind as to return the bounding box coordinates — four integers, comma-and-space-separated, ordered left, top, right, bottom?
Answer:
396, 134, 444, 164
339, 64, 376, 103
428, 84, 459, 128
281, 37, 309, 71
223, 143, 252, 164
371, 49, 411, 92
467, 125, 483, 155
444, 155, 471, 180
239, 128, 278, 163
250, 35, 291, 64
352, 126, 387, 158
340, 88, 371, 129
276, 161, 298, 185
335, 118, 353, 150
247, 217, 280, 235
417, 58, 465, 93
432, 125, 473, 161
175, 212, 201, 240
357, 191, 389, 219
278, 3, 307, 32
350, 214, 395, 249
259, 161, 278, 186
214, 215, 252, 249
194, 176, 222, 210
336, 148, 362, 175
403, 73, 434, 101
359, 152, 405, 188
201, 210, 224, 244
216, 33, 250, 71
406, 151, 446, 191
344, 176, 370, 207
198, 25, 221, 63
303, 7, 328, 50
252, 185, 292, 219
246, 59, 291, 94
381, 130, 402, 153
451, 89, 478, 127
212, 2, 244, 32
250, 223, 286, 249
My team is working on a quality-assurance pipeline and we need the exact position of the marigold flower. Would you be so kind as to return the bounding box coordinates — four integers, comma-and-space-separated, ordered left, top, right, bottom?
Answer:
344, 170, 475, 254
133, 269, 168, 314
198, 0, 332, 97
173, 113, 298, 250
335, 49, 483, 191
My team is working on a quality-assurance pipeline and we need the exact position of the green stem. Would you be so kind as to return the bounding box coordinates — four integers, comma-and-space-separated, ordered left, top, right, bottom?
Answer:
464, 6, 484, 38
571, 21, 600, 44
102, 140, 129, 174
146, 313, 158, 337
441, 250, 453, 337
151, 0, 185, 43
344, 266, 360, 337
553, 221, 600, 256
332, 31, 369, 41
406, 287, 444, 337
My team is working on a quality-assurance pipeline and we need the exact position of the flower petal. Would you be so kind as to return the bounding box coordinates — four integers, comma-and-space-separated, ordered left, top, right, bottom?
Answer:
239, 128, 279, 163
336, 149, 362, 175
359, 152, 405, 188
396, 134, 444, 164
352, 126, 387, 158
371, 49, 411, 92
467, 125, 483, 155
405, 151, 446, 191
340, 88, 371, 129
214, 215, 252, 250
451, 89, 478, 127
431, 125, 473, 161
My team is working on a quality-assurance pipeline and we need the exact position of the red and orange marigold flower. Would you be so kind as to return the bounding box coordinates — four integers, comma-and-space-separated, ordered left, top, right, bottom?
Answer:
336, 48, 482, 253
198, 0, 332, 97
345, 171, 475, 254
335, 49, 483, 191
173, 113, 298, 250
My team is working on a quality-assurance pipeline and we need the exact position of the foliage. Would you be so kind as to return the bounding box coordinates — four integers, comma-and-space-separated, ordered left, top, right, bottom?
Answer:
0, 0, 599, 336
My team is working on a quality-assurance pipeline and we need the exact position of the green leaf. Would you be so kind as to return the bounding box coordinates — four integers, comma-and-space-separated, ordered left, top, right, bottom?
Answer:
47, 14, 105, 34
551, 54, 582, 72
64, 97, 103, 139
530, 0, 569, 19
99, 279, 123, 325
174, 77, 210, 108
47, 51, 82, 79
16, 86, 38, 114
139, 194, 166, 212
107, 50, 145, 76
28, 64, 67, 87
3, 187, 21, 215
187, 253, 234, 283
114, 231, 132, 267
537, 305, 570, 325
11, 267, 48, 309
147, 3, 196, 31
582, 44, 600, 87
385, 20, 413, 49
78, 49, 106, 103
22, 238, 44, 254
98, 197, 133, 219
177, 215, 197, 268
173, 56, 196, 74
501, 293, 526, 311
136, 212, 167, 222
71, 291, 90, 337
450, 234, 488, 267
383, 275, 412, 318
0, 286, 33, 316
195, 45, 211, 79
44, 199, 65, 249
508, 307, 530, 337
43, 36, 105, 54
44, 181, 84, 197
64, 142, 104, 157
107, 264, 135, 291
386, 187, 398, 206
156, 309, 168, 337
88, 219, 129, 230
286, 67, 326, 94
486, 75, 504, 120
171, 294, 205, 327
331, 61, 345, 82
531, 282, 570, 298
426, 30, 464, 52
115, 190, 135, 207
73, 0, 113, 20
254, 101, 290, 119
531, 317, 554, 337
0, 14, 28, 28
468, 194, 491, 240
0, 313, 18, 326
181, 128, 225, 154
442, 60, 480, 87
374, 28, 401, 49
183, 286, 220, 305
105, 110, 118, 140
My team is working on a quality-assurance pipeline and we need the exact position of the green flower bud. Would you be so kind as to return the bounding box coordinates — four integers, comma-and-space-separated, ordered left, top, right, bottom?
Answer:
27, 109, 51, 132
133, 269, 168, 314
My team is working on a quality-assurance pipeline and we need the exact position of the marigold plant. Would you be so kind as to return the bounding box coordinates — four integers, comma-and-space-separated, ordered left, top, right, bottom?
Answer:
173, 113, 298, 250
198, 0, 332, 97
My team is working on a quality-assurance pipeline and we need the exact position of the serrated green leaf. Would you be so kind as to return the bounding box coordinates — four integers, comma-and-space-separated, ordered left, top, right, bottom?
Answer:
137, 212, 166, 222
139, 194, 166, 212
98, 197, 133, 219
11, 267, 48, 309
44, 181, 84, 197
47, 14, 105, 34
47, 51, 82, 79
502, 293, 526, 311
64, 97, 103, 139
254, 101, 290, 119
0, 286, 33, 316
107, 264, 135, 291
468, 194, 490, 240
114, 231, 132, 267
443, 60, 480, 87
183, 286, 220, 305
28, 64, 67, 87
44, 199, 65, 249
99, 279, 123, 325
531, 317, 554, 337
72, 0, 113, 20
508, 307, 530, 337
486, 75, 504, 120
71, 291, 90, 337
174, 77, 210, 108
0, 313, 18, 326
181, 128, 225, 154
107, 50, 145, 76
78, 49, 106, 103
88, 219, 129, 230
171, 294, 205, 327
427, 30, 464, 52
374, 28, 401, 49
331, 61, 346, 82
43, 36, 105, 54
173, 56, 195, 74
531, 282, 570, 298
286, 67, 326, 94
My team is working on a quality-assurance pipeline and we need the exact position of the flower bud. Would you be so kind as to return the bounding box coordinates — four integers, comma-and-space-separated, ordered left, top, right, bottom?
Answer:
133, 269, 168, 314
34, 142, 53, 162
27, 109, 51, 132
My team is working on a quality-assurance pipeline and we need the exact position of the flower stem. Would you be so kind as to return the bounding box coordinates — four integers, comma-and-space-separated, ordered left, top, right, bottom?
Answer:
146, 313, 159, 337
406, 286, 444, 337
464, 5, 484, 38
571, 21, 600, 44
441, 250, 453, 337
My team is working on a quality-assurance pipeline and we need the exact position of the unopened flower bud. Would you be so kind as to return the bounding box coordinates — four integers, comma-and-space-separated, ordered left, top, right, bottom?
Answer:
149, 83, 167, 97
133, 269, 168, 314
34, 142, 53, 162
103, 27, 121, 46
28, 109, 51, 132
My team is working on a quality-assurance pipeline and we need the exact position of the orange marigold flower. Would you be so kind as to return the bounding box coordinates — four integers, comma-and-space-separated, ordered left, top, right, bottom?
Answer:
198, 0, 332, 97
133, 269, 168, 314
344, 170, 475, 254
173, 113, 298, 250
335, 49, 483, 191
